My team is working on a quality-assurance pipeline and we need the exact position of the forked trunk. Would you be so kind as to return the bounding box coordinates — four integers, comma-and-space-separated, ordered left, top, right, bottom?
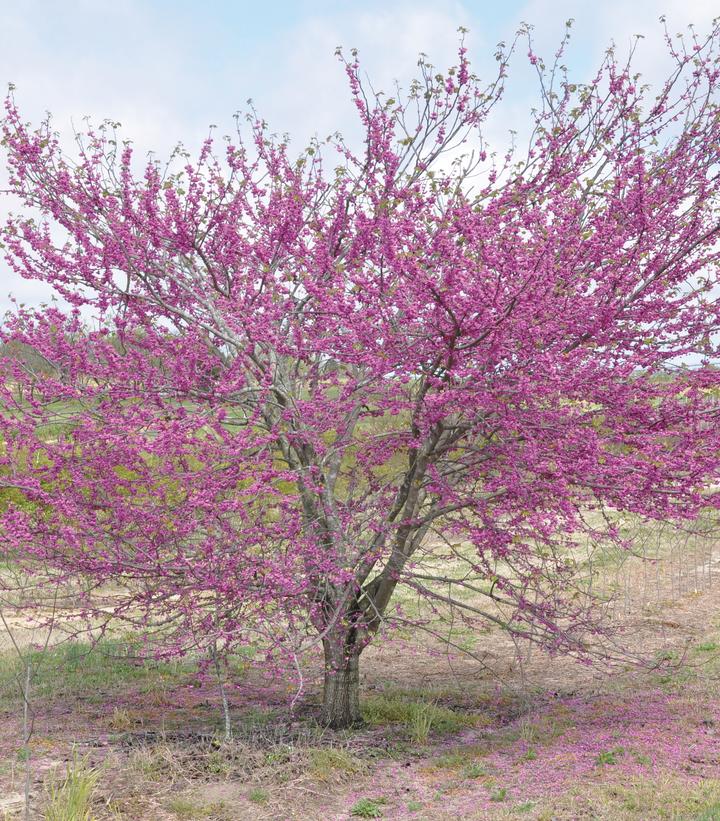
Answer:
321, 636, 362, 729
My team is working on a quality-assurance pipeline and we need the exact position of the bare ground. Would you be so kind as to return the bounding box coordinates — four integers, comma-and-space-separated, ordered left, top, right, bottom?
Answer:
2, 544, 720, 819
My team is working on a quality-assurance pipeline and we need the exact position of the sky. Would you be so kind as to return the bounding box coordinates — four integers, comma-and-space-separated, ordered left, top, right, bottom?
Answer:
0, 0, 718, 315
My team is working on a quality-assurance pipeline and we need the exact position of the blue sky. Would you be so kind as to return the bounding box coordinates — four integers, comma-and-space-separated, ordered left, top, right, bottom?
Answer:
1, 0, 718, 313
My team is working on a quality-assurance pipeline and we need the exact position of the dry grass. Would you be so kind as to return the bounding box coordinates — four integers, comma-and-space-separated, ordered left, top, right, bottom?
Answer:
1, 519, 720, 818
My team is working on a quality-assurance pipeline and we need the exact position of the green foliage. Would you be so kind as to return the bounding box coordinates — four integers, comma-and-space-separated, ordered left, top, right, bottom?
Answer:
264, 747, 292, 766
408, 700, 435, 743
544, 776, 720, 819
0, 483, 35, 514
463, 761, 488, 778
205, 749, 232, 777
430, 750, 489, 779
434, 751, 468, 769
166, 796, 212, 819
107, 706, 135, 731
128, 746, 172, 781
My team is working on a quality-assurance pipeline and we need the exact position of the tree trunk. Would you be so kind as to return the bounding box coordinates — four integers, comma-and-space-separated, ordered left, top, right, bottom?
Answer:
321, 636, 362, 729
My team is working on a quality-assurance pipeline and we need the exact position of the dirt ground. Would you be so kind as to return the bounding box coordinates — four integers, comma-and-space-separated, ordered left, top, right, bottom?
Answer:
2, 540, 720, 820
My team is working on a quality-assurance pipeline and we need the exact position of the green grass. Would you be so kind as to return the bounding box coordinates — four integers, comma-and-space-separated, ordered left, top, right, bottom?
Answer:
433, 751, 470, 769
511, 801, 536, 814
44, 752, 100, 821
463, 761, 489, 779
308, 747, 362, 781
408, 700, 436, 743
517, 776, 720, 820
350, 797, 387, 818
427, 748, 493, 782
0, 638, 195, 709
362, 691, 475, 736
166, 796, 210, 819
595, 746, 625, 766
693, 803, 720, 821
247, 787, 269, 804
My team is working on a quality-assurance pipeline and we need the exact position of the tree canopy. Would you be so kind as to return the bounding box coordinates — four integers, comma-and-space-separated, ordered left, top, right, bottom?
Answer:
1, 25, 719, 727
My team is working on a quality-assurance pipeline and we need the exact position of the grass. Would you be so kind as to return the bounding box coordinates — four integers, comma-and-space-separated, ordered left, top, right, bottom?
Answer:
694, 804, 720, 821
362, 691, 475, 737
44, 753, 100, 821
463, 761, 488, 779
524, 775, 720, 820
1, 660, 719, 820
350, 796, 387, 818
518, 747, 538, 762
308, 747, 362, 781
408, 700, 436, 744
0, 638, 194, 710
497, 707, 574, 750
129, 744, 183, 781
433, 751, 471, 769
247, 787, 269, 804
0, 512, 717, 818
166, 795, 232, 819
595, 746, 625, 766
431, 749, 489, 773
166, 796, 208, 818
490, 786, 509, 802
107, 706, 137, 731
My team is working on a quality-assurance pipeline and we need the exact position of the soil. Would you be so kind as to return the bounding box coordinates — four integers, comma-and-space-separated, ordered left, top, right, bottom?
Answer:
2, 540, 720, 819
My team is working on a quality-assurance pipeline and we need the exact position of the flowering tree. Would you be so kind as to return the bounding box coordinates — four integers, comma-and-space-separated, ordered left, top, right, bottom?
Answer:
1, 24, 720, 728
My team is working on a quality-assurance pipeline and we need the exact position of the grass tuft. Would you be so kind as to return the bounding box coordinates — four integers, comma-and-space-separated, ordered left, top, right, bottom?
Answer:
44, 752, 100, 821
248, 787, 269, 804
0, 638, 193, 710
308, 747, 361, 781
350, 796, 386, 818
595, 746, 625, 766
362, 691, 474, 737
408, 701, 436, 744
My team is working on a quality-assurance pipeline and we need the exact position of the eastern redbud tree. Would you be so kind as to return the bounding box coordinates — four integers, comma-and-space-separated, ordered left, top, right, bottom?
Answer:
1, 24, 719, 728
